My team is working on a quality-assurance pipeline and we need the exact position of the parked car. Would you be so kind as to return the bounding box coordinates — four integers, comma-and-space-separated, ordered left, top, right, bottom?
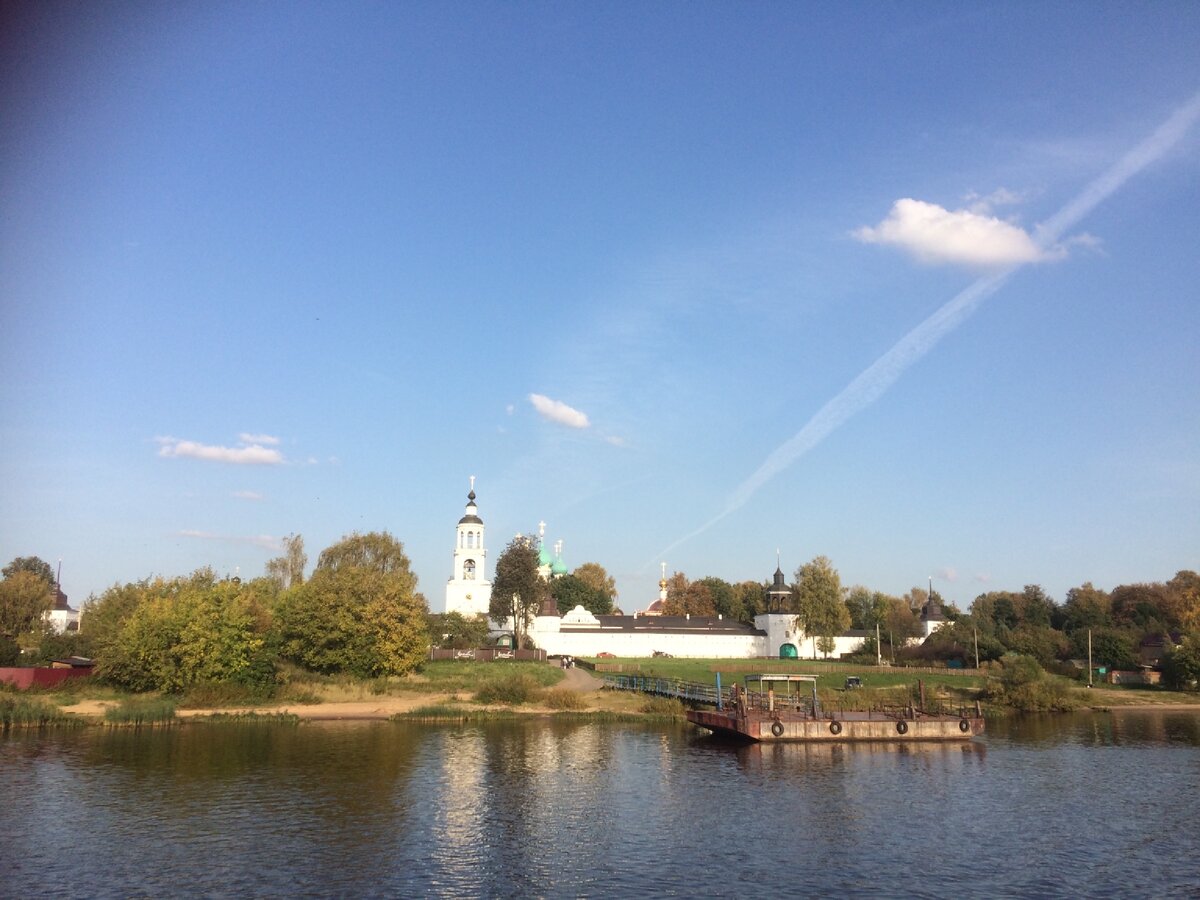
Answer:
844, 676, 863, 690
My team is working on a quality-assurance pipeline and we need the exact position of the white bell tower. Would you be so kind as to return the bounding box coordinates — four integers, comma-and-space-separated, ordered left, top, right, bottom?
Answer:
445, 477, 492, 617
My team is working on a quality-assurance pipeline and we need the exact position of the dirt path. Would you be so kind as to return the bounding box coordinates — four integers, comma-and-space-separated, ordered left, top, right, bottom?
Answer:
561, 666, 605, 692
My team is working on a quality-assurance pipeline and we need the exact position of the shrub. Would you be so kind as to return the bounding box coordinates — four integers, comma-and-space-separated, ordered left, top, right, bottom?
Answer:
30, 631, 94, 667
997, 653, 1044, 690
104, 697, 177, 725
984, 653, 1082, 711
1000, 679, 1082, 712
0, 636, 22, 667
639, 696, 686, 719
474, 672, 542, 705
392, 705, 518, 722
543, 687, 586, 710
277, 685, 323, 704
1, 695, 75, 727
199, 712, 300, 725
178, 680, 272, 709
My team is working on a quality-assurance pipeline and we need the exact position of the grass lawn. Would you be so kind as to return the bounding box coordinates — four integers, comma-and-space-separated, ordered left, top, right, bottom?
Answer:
590, 657, 985, 693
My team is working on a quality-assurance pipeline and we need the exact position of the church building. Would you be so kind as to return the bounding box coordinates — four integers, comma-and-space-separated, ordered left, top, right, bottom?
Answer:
444, 478, 492, 617
443, 479, 870, 660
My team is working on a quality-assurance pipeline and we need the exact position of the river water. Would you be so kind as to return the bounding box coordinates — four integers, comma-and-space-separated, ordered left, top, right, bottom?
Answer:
2, 711, 1198, 898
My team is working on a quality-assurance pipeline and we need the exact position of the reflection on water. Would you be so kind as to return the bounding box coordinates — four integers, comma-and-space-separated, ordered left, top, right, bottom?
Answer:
2, 711, 1198, 898
988, 707, 1200, 747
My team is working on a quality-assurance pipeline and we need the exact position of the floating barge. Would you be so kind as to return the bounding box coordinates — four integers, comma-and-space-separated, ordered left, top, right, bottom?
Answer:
685, 674, 984, 743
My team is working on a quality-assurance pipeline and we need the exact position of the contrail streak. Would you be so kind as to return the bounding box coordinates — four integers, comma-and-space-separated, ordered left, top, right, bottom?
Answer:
655, 89, 1200, 564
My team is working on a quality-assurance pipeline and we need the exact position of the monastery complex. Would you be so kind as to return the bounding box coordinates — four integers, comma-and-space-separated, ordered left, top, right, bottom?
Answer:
444, 481, 945, 660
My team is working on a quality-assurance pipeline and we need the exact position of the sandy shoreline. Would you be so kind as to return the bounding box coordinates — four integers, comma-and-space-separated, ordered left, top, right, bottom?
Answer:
58, 666, 616, 722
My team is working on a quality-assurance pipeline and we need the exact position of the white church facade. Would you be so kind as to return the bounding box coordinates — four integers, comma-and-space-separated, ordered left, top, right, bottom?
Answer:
443, 480, 871, 660
443, 478, 492, 618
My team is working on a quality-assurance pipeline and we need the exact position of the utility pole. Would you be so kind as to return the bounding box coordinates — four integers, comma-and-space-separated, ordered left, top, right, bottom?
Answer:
1088, 629, 1094, 688
876, 622, 882, 666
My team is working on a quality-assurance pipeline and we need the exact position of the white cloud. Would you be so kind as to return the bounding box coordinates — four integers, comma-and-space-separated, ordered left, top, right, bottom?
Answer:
178, 530, 279, 550
1062, 231, 1104, 253
232, 490, 264, 501
937, 566, 959, 582
604, 434, 629, 448
238, 432, 280, 446
854, 198, 1059, 267
963, 187, 1026, 215
157, 436, 284, 465
529, 393, 590, 429
974, 573, 993, 584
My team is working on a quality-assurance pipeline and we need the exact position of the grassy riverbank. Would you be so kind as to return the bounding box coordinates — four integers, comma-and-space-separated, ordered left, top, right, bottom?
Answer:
591, 657, 1200, 712
7, 657, 1196, 725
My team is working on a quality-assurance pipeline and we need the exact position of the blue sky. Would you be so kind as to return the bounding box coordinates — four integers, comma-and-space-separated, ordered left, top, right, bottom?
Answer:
3, 3, 1198, 614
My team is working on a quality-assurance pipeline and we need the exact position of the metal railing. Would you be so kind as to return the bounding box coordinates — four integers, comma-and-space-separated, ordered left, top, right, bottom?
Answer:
603, 674, 982, 722
602, 674, 723, 705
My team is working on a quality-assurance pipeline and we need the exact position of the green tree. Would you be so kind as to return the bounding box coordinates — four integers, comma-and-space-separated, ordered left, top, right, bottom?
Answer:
971, 591, 1021, 632
663, 578, 717, 616
96, 571, 278, 693
3, 556, 55, 586
1168, 570, 1200, 634
551, 574, 610, 616
1062, 583, 1112, 632
1161, 635, 1200, 691
0, 570, 55, 637
884, 596, 923, 649
81, 579, 157, 650
1069, 627, 1138, 670
316, 530, 415, 575
792, 556, 850, 658
846, 586, 890, 630
489, 536, 545, 649
697, 577, 738, 620
1110, 582, 1176, 631
97, 594, 177, 692
1017, 585, 1056, 627
34, 629, 93, 666
903, 586, 929, 612
662, 571, 689, 611
428, 612, 490, 649
572, 562, 617, 608
265, 533, 307, 590
732, 580, 767, 623
277, 532, 428, 676
920, 617, 1006, 665
0, 636, 19, 666
1008, 624, 1070, 667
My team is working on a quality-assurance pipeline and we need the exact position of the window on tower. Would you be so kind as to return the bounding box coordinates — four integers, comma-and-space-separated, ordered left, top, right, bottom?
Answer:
464, 559, 475, 580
